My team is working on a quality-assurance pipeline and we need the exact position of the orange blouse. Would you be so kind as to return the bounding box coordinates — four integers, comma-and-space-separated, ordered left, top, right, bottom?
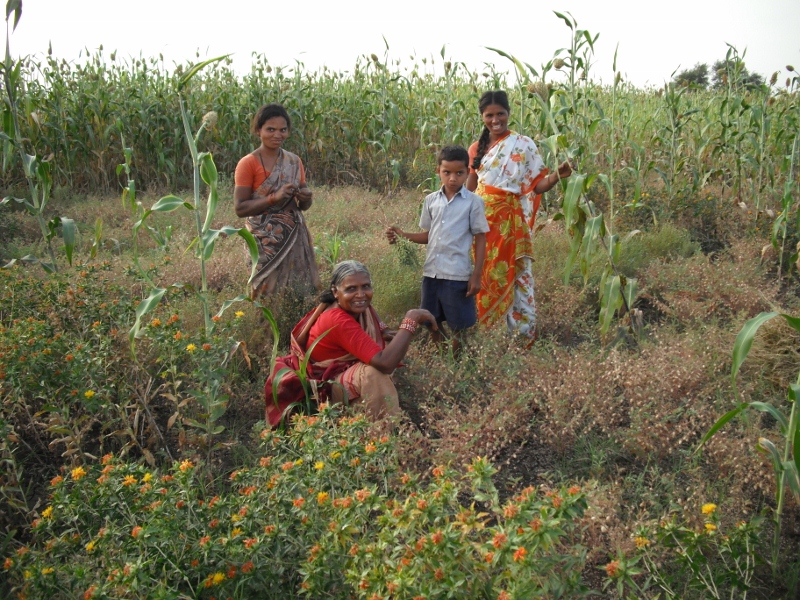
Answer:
234, 153, 307, 191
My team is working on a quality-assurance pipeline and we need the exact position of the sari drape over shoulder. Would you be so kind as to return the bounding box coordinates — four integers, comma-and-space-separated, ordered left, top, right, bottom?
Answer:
264, 304, 386, 427
469, 131, 548, 338
244, 149, 320, 299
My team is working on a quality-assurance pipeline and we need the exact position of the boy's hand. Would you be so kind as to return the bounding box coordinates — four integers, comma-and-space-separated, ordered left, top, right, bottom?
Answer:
385, 226, 403, 244
466, 271, 482, 297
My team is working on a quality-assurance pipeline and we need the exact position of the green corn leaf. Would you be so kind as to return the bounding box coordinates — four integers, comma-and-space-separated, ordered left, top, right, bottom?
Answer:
215, 295, 248, 320
622, 277, 638, 310
5, 0, 22, 31
271, 367, 296, 409
580, 214, 603, 284
757, 437, 783, 475
599, 274, 622, 336
151, 195, 194, 213
696, 403, 749, 452
200, 153, 219, 233
60, 217, 75, 266
562, 173, 585, 229
129, 287, 168, 351
731, 312, 778, 386
256, 304, 281, 375
748, 401, 789, 434
784, 463, 800, 504
779, 314, 800, 336
299, 328, 333, 387
177, 55, 229, 91
90, 217, 103, 260
553, 11, 574, 29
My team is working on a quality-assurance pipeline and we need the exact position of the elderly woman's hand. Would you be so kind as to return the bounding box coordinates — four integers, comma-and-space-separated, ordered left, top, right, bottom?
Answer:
405, 309, 438, 331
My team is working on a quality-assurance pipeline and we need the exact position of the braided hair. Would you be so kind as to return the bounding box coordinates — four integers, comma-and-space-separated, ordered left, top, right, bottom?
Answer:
471, 91, 511, 170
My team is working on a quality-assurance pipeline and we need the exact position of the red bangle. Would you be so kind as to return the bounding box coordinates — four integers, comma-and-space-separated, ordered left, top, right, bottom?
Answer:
399, 318, 418, 333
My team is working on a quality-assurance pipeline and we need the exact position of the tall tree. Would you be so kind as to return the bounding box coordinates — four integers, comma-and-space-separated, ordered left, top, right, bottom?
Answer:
674, 63, 710, 89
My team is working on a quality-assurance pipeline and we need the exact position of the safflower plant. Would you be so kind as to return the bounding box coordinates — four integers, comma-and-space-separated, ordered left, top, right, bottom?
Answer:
4, 404, 589, 599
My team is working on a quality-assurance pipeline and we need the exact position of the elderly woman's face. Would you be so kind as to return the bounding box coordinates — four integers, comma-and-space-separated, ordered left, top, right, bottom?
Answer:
333, 272, 373, 315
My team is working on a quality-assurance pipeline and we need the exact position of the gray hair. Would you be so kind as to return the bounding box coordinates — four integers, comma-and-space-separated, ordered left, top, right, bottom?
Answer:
320, 260, 371, 303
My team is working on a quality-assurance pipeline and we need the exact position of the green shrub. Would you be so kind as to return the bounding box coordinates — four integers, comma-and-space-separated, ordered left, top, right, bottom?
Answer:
3, 405, 589, 599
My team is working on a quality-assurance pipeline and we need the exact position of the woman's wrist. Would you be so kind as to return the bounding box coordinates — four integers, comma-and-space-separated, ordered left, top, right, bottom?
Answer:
399, 318, 418, 334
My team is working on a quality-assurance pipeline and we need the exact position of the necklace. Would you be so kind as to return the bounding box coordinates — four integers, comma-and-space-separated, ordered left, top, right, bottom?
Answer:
257, 148, 279, 174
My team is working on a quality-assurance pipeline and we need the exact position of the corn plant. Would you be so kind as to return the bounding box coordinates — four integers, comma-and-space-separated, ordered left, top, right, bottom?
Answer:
770, 65, 800, 280
128, 57, 259, 346
1, 0, 74, 273
697, 311, 800, 576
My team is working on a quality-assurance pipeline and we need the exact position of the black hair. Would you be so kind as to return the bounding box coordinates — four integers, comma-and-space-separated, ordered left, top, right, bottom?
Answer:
318, 260, 371, 304
252, 103, 292, 135
472, 91, 511, 170
438, 145, 470, 168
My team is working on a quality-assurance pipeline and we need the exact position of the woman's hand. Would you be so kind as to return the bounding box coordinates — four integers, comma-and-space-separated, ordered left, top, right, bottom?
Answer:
296, 186, 312, 203
405, 308, 438, 331
556, 160, 573, 179
369, 308, 437, 374
273, 182, 298, 202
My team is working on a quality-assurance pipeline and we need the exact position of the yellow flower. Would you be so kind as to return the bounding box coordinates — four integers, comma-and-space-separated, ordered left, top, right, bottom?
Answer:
42, 506, 53, 519
317, 491, 329, 504
212, 572, 226, 585
634, 536, 650, 548
42, 567, 54, 575
179, 459, 194, 472
314, 461, 324, 470
24, 570, 32, 579
186, 343, 197, 353
122, 475, 137, 487
150, 318, 162, 327
295, 459, 303, 466
231, 527, 243, 537
235, 311, 245, 318
86, 541, 96, 553
71, 466, 87, 480
84, 390, 96, 399
142, 472, 153, 483
705, 523, 717, 533
329, 451, 341, 459
701, 503, 717, 515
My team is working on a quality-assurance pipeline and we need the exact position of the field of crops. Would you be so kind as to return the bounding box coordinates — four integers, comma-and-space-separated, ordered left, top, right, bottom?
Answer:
2, 7, 800, 600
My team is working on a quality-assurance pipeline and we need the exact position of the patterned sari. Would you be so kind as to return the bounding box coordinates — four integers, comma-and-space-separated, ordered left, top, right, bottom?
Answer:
470, 131, 548, 338
264, 304, 387, 427
244, 149, 320, 299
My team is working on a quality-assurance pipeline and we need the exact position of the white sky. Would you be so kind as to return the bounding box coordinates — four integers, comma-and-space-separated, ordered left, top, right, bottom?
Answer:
8, 0, 800, 89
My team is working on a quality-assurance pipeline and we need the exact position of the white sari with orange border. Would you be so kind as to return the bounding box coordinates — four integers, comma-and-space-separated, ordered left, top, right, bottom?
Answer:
469, 130, 548, 338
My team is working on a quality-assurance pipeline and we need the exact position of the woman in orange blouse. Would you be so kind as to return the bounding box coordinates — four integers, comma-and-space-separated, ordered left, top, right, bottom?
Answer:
234, 104, 320, 299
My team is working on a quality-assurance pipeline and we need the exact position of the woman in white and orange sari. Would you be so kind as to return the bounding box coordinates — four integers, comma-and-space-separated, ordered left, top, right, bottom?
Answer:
467, 90, 572, 339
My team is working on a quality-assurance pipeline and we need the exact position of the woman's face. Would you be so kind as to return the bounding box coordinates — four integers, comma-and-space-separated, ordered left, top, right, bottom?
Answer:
258, 116, 289, 151
481, 103, 509, 137
333, 272, 373, 316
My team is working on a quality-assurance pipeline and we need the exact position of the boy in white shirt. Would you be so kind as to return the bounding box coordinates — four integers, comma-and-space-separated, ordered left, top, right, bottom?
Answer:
386, 146, 489, 354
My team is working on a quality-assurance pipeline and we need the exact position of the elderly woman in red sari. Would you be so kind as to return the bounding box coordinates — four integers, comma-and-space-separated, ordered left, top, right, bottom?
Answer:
467, 90, 572, 339
234, 103, 319, 299
265, 261, 436, 427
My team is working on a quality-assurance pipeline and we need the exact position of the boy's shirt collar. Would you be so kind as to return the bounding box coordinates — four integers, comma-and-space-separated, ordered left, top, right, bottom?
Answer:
438, 184, 467, 202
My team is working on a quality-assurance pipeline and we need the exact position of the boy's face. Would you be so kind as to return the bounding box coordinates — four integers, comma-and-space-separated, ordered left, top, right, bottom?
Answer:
438, 160, 469, 195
